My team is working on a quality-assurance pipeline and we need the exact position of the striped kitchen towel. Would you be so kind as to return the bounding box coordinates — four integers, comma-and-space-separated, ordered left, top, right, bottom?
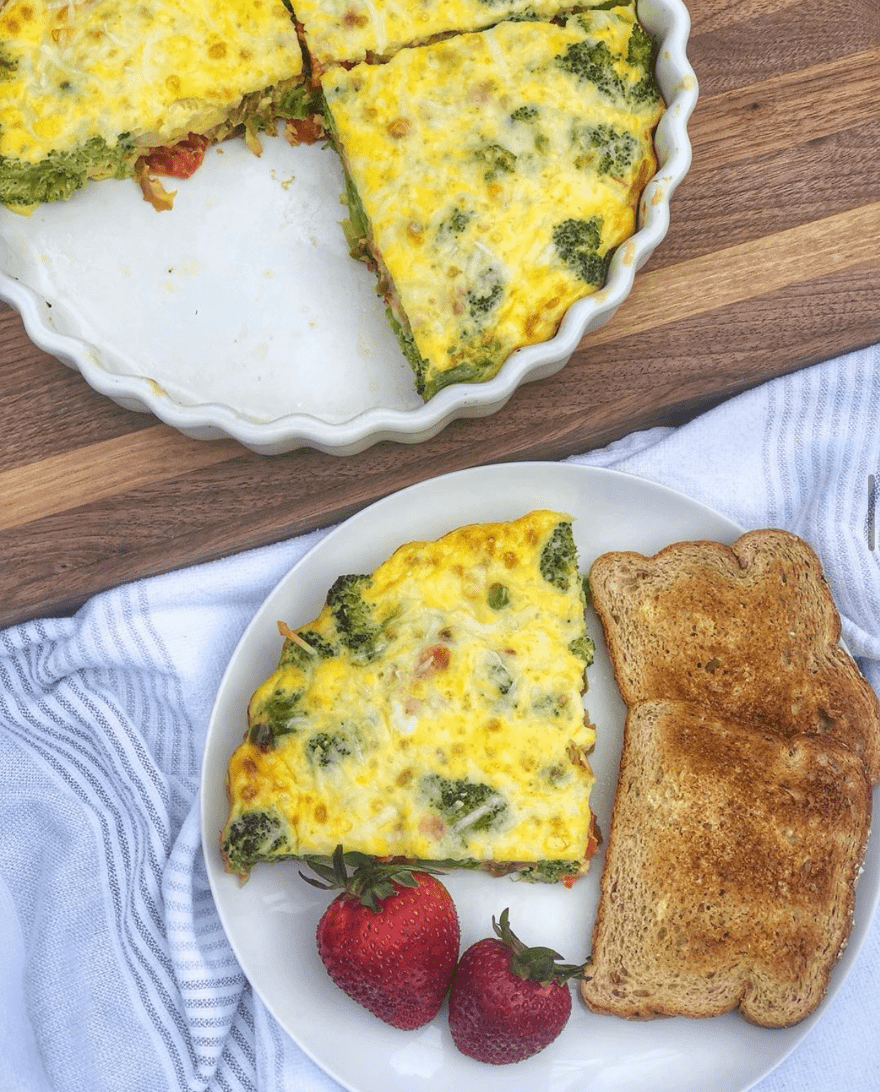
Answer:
1, 342, 878, 1092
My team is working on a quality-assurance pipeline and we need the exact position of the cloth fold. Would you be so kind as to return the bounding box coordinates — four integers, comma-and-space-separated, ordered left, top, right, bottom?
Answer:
2, 343, 878, 1092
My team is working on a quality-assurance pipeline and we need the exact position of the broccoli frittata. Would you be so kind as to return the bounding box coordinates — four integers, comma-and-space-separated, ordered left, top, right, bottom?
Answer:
0, 1, 666, 402
222, 510, 599, 883
321, 6, 664, 398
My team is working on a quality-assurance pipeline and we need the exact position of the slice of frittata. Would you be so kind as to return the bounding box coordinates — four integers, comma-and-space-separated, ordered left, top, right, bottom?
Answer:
320, 4, 664, 399
222, 510, 598, 884
0, 0, 314, 213
294, 0, 609, 77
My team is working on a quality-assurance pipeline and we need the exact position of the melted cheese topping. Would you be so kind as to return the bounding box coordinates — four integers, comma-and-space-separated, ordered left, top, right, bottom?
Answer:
224, 511, 596, 876
295, 0, 605, 69
0, 0, 303, 162
322, 10, 663, 398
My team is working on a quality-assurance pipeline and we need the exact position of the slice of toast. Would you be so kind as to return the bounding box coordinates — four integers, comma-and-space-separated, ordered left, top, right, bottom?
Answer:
588, 529, 880, 783
581, 700, 872, 1028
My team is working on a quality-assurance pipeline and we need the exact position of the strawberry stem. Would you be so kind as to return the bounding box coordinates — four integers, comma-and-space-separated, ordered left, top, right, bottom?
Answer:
300, 844, 443, 912
492, 908, 586, 985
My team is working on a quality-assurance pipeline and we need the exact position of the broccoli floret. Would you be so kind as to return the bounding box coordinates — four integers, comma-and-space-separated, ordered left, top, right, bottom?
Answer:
423, 775, 508, 833
552, 217, 610, 287
474, 141, 517, 182
248, 685, 304, 749
508, 103, 550, 153
449, 208, 471, 233
466, 268, 504, 320
306, 731, 355, 768
556, 39, 627, 101
439, 206, 472, 237
568, 634, 596, 665
573, 122, 639, 177
326, 574, 382, 660
222, 810, 291, 874
539, 521, 579, 591
279, 629, 336, 669
556, 23, 662, 108
627, 19, 659, 77
628, 29, 663, 107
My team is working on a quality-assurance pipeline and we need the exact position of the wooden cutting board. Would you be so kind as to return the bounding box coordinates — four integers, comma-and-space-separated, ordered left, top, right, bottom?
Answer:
2, 0, 879, 628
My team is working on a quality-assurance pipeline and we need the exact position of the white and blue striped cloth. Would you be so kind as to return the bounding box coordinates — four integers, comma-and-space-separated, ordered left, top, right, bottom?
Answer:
2, 344, 878, 1092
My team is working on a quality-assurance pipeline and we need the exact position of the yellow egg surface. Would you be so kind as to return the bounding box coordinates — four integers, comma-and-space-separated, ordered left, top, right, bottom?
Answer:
0, 0, 305, 206
321, 8, 664, 399
295, 0, 608, 71
222, 510, 598, 883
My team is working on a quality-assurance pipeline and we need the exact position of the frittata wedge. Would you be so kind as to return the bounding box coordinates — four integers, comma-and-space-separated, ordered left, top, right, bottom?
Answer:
321, 5, 664, 399
222, 511, 599, 883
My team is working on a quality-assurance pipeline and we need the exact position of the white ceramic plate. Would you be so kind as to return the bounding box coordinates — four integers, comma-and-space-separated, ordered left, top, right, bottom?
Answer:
0, 1, 697, 456
201, 463, 879, 1092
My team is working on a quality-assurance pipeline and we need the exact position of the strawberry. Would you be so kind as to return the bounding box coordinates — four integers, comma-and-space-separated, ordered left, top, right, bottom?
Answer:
448, 908, 584, 1064
302, 846, 460, 1030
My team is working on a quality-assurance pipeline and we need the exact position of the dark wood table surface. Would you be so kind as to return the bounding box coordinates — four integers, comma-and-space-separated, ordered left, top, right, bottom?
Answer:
2, 0, 879, 628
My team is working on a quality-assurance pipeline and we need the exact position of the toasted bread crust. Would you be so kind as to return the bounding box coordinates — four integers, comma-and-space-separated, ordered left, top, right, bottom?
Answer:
589, 529, 880, 783
581, 700, 872, 1027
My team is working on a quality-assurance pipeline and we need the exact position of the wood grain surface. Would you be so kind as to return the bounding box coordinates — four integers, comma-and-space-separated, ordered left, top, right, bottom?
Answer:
2, 0, 879, 627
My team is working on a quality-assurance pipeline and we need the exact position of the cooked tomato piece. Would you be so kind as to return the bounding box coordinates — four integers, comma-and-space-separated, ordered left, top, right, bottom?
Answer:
142, 133, 210, 178
414, 644, 451, 678
285, 116, 326, 145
